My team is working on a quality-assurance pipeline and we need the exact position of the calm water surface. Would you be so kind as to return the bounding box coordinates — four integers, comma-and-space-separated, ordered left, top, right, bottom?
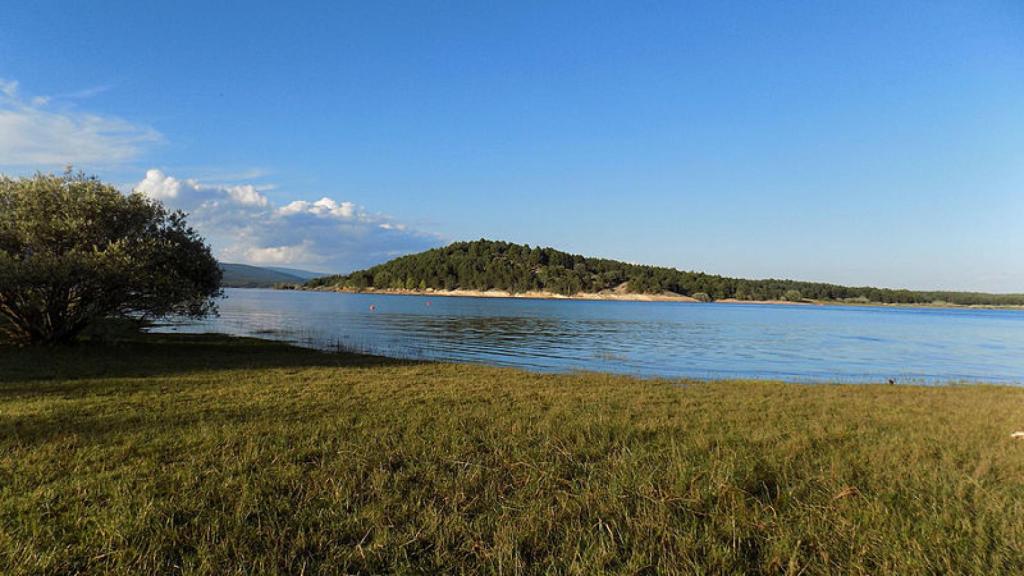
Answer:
156, 288, 1024, 384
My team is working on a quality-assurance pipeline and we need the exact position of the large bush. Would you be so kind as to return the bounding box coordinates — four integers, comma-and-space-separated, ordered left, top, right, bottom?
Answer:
0, 172, 222, 344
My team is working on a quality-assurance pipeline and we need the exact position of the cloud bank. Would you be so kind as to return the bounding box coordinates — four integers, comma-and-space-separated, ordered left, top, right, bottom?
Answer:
0, 78, 160, 167
1, 77, 439, 273
135, 169, 441, 273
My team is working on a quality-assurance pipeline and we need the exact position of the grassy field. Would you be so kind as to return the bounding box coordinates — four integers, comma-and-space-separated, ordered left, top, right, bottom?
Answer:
1, 334, 1023, 575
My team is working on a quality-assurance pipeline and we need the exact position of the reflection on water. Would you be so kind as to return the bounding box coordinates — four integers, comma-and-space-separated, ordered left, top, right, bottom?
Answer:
154, 288, 1024, 384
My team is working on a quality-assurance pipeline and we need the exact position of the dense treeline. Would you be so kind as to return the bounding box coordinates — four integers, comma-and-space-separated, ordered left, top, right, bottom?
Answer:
306, 240, 1024, 306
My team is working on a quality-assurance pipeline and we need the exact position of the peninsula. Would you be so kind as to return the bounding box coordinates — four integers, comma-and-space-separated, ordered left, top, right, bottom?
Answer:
305, 240, 1024, 308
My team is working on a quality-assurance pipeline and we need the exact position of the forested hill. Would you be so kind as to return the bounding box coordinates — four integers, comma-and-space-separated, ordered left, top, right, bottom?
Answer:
305, 240, 1024, 306
220, 263, 306, 288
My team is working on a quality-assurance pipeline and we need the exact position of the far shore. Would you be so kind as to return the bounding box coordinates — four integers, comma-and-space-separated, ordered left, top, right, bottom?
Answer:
301, 286, 1024, 311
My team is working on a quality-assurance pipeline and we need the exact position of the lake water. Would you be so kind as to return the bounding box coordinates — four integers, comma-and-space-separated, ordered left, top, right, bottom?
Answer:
156, 288, 1024, 384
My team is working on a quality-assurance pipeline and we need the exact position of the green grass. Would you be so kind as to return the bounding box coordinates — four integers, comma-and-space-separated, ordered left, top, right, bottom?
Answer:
1, 334, 1023, 575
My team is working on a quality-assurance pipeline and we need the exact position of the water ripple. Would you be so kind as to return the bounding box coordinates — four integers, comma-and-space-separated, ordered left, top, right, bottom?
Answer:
153, 289, 1024, 384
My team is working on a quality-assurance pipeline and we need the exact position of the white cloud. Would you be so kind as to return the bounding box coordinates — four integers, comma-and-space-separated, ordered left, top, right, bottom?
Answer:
278, 197, 356, 218
135, 169, 441, 272
135, 168, 184, 199
0, 78, 160, 167
0, 79, 18, 98
244, 241, 316, 265
225, 184, 269, 207
136, 169, 268, 208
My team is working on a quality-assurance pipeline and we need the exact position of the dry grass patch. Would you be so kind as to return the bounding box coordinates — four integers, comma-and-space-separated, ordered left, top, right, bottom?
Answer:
1, 334, 1023, 574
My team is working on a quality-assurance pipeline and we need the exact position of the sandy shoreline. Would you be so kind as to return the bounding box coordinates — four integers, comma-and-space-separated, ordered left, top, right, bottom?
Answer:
307, 287, 807, 307
334, 287, 704, 302
301, 286, 1024, 311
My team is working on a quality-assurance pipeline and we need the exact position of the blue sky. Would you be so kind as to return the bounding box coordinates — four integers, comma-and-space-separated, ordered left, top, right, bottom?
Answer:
2, 1, 1022, 291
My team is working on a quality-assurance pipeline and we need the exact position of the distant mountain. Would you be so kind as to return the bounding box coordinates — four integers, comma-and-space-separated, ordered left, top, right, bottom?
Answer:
262, 266, 326, 280
220, 263, 308, 288
306, 239, 1024, 306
